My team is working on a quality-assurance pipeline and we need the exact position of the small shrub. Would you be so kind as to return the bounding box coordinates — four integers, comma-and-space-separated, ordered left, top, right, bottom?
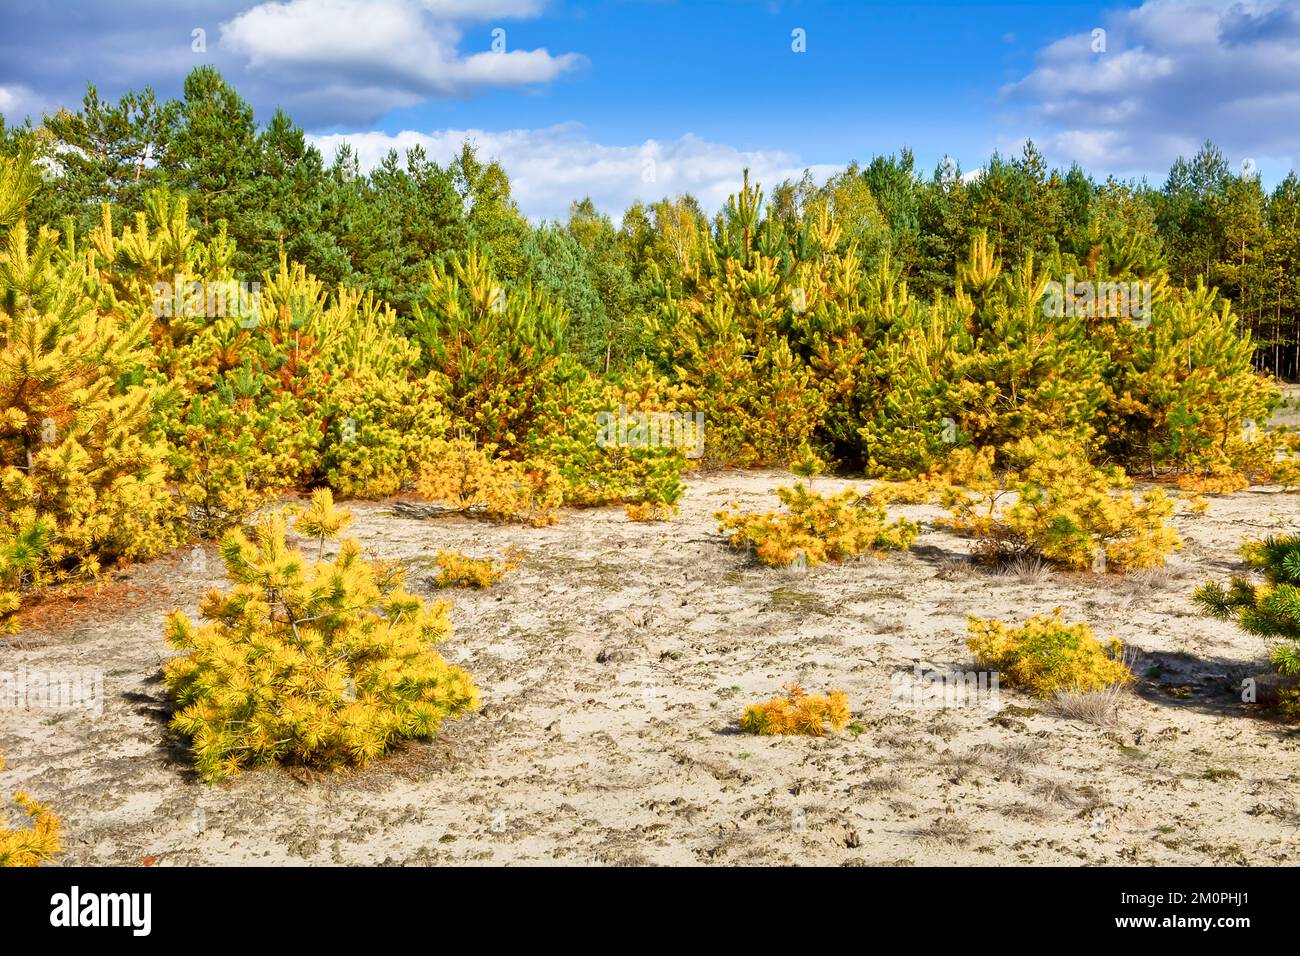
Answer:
165, 376, 315, 538
1278, 688, 1300, 723
0, 755, 63, 867
940, 437, 1181, 572
433, 546, 520, 588
625, 500, 673, 522
416, 438, 562, 527
1195, 534, 1300, 677
318, 373, 450, 498
621, 455, 685, 521
716, 482, 918, 568
162, 500, 479, 781
739, 683, 850, 736
535, 365, 693, 512
967, 611, 1134, 699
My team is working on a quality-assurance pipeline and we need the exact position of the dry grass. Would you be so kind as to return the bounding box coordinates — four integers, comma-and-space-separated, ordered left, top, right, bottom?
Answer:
915, 815, 974, 846
935, 749, 982, 782
991, 555, 1052, 583
1051, 684, 1129, 731
998, 801, 1051, 822
1031, 777, 1089, 808
1119, 566, 1179, 592
853, 771, 906, 795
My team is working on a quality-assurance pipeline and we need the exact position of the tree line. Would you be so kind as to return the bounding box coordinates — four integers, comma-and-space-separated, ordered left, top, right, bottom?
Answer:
2, 66, 1297, 377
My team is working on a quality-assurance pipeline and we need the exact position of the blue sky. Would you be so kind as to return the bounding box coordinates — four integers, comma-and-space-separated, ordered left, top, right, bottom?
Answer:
375, 1, 1113, 167
2, 0, 1297, 219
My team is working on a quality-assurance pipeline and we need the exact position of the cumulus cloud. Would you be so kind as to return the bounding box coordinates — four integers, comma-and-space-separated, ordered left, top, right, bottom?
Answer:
0, 0, 580, 129
219, 0, 584, 124
1002, 0, 1300, 179
308, 124, 841, 221
0, 84, 46, 123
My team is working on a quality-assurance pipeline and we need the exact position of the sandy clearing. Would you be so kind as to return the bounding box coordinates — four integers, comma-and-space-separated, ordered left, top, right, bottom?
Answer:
2, 469, 1298, 866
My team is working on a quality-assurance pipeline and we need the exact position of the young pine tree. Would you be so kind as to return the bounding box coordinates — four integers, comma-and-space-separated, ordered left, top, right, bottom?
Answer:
163, 492, 479, 781
0, 149, 178, 628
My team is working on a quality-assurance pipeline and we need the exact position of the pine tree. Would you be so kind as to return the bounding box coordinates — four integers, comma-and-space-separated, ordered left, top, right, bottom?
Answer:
38, 84, 176, 234
1196, 535, 1300, 677
0, 149, 178, 628
410, 247, 578, 453
645, 171, 827, 467
163, 67, 268, 277
163, 498, 479, 781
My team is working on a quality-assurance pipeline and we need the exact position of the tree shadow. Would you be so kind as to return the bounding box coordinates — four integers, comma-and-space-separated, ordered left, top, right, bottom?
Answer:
1128, 647, 1295, 730
124, 672, 202, 782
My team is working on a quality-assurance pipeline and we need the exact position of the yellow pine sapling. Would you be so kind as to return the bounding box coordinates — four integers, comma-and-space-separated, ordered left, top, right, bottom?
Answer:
790, 442, 826, 484
433, 546, 521, 588
294, 487, 353, 557
623, 459, 684, 521
939, 437, 1181, 571
716, 483, 918, 568
739, 684, 850, 736
966, 611, 1134, 699
162, 499, 479, 781
0, 754, 63, 867
417, 438, 562, 527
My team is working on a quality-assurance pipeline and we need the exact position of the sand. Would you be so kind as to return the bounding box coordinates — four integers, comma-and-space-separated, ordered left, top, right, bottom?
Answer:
2, 469, 1298, 866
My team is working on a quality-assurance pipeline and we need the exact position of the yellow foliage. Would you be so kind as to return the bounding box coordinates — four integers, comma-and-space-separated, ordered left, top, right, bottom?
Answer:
162, 505, 479, 781
417, 438, 562, 526
966, 611, 1134, 698
939, 437, 1181, 571
294, 487, 352, 554
625, 500, 674, 522
433, 546, 520, 588
0, 754, 63, 867
717, 482, 918, 568
1278, 687, 1300, 723
1268, 436, 1300, 491
1174, 472, 1250, 494
739, 684, 850, 736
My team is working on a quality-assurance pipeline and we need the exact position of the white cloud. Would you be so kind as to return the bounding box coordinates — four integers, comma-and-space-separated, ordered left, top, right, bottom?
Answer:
308, 124, 841, 220
0, 84, 46, 123
1002, 0, 1300, 179
219, 0, 583, 123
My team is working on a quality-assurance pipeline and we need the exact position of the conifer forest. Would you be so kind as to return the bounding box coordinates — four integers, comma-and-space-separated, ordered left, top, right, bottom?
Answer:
1, 0, 1299, 902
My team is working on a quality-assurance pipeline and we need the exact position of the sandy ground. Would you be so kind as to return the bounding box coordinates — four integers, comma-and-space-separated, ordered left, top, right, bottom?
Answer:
2, 469, 1299, 867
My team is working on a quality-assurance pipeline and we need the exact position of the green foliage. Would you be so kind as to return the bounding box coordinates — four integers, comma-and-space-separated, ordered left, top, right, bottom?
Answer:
1195, 534, 1300, 677
1101, 280, 1275, 481
411, 247, 577, 453
532, 359, 692, 511
0, 67, 1290, 640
